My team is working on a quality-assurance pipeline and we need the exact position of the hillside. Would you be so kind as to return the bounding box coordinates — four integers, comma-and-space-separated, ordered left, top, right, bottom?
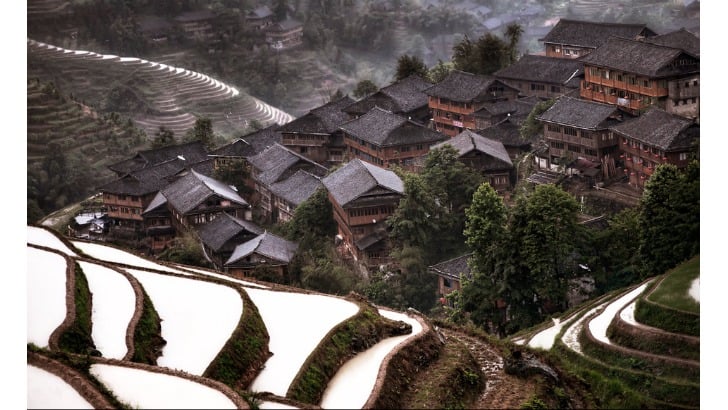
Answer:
26, 225, 700, 409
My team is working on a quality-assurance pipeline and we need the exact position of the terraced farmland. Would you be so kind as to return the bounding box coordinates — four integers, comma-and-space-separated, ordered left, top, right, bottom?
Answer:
512, 256, 700, 409
27, 39, 294, 140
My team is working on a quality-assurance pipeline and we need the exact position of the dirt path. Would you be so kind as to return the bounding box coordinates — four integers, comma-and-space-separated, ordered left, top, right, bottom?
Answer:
441, 329, 536, 409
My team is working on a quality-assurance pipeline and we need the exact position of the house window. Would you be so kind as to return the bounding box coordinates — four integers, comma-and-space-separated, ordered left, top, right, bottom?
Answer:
568, 144, 581, 153
444, 278, 452, 288
643, 80, 651, 88
589, 67, 599, 77
563, 127, 578, 137
679, 153, 688, 161
550, 85, 561, 93
550, 141, 564, 149
659, 80, 668, 88
628, 76, 637, 85
685, 82, 689, 88
547, 124, 561, 132
693, 80, 698, 86
691, 97, 697, 104
601, 70, 610, 79
617, 74, 623, 82
530, 83, 545, 91
584, 148, 597, 156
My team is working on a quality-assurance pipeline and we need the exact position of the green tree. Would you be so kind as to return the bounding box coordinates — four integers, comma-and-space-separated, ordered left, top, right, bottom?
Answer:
185, 117, 215, 149
394, 54, 429, 82
388, 173, 440, 254
520, 99, 555, 140
429, 59, 453, 83
504, 23, 524, 64
213, 159, 252, 197
152, 126, 175, 148
283, 188, 338, 245
464, 182, 507, 266
638, 161, 699, 277
393, 245, 436, 312
352, 79, 379, 99
589, 208, 642, 292
452, 27, 521, 75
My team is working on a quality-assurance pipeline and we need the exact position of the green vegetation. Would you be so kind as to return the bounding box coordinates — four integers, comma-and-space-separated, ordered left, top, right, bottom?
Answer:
157, 231, 213, 268
287, 299, 411, 404
58, 262, 96, 355
27, 345, 132, 409
646, 255, 700, 313
203, 288, 271, 390
132, 287, 166, 365
452, 24, 522, 75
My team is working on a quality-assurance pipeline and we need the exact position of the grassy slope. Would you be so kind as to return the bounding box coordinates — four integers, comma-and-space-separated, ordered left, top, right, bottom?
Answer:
646, 255, 700, 313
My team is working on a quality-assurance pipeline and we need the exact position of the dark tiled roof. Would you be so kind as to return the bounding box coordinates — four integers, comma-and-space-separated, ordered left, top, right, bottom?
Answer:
278, 96, 354, 134
610, 108, 698, 151
537, 96, 618, 130
424, 70, 515, 102
428, 253, 472, 280
226, 231, 298, 265
494, 54, 584, 87
539, 19, 656, 48
644, 28, 700, 56
137, 15, 173, 33
162, 169, 249, 214
355, 228, 388, 251
379, 75, 432, 113
108, 141, 208, 174
322, 159, 404, 207
433, 129, 512, 166
240, 125, 282, 154
209, 139, 256, 158
269, 170, 322, 206
340, 107, 445, 147
190, 158, 215, 177
579, 37, 698, 77
196, 212, 263, 252
248, 143, 327, 185
99, 158, 186, 196
477, 118, 533, 148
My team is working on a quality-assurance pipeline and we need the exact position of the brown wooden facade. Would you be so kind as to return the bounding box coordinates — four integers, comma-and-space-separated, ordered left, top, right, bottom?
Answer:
543, 124, 619, 167
102, 192, 152, 231
616, 135, 694, 189
429, 86, 519, 137
280, 132, 345, 166
344, 136, 434, 172
580, 67, 670, 114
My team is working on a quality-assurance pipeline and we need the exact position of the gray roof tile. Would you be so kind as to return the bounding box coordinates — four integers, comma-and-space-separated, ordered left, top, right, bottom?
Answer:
162, 169, 249, 214
108, 141, 208, 174
343, 75, 431, 115
226, 231, 298, 265
269, 170, 323, 206
278, 96, 354, 134
537, 96, 619, 130
322, 159, 404, 207
494, 54, 584, 87
644, 28, 700, 56
248, 143, 327, 185
610, 108, 698, 151
429, 253, 472, 280
433, 129, 513, 166
424, 70, 516, 102
340, 107, 446, 147
540, 19, 656, 48
196, 212, 263, 252
579, 37, 698, 77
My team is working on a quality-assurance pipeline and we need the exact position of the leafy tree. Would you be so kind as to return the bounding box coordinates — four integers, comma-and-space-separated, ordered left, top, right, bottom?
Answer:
520, 99, 555, 140
329, 89, 345, 102
300, 256, 358, 295
185, 117, 215, 149
352, 79, 379, 99
589, 208, 642, 292
283, 188, 338, 245
388, 173, 440, 255
461, 184, 581, 335
152, 126, 175, 148
452, 27, 522, 75
393, 245, 437, 312
157, 231, 212, 268
504, 23, 524, 64
394, 54, 429, 82
429, 59, 453, 83
213, 159, 252, 197
638, 161, 699, 277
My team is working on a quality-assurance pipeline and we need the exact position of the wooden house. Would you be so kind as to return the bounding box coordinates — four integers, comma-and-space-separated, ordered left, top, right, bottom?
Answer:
429, 253, 472, 306
268, 170, 323, 223
493, 54, 583, 99
470, 96, 537, 130
579, 37, 699, 119
431, 130, 514, 193
610, 107, 699, 189
340, 107, 447, 172
322, 159, 404, 268
343, 75, 433, 124
537, 96, 630, 180
279, 96, 354, 167
246, 5, 273, 30
247, 143, 328, 222
144, 169, 251, 233
107, 141, 208, 177
476, 118, 534, 161
265, 18, 303, 50
539, 19, 656, 59
224, 231, 298, 279
196, 212, 264, 270
174, 10, 216, 41
643, 28, 700, 56
425, 70, 520, 137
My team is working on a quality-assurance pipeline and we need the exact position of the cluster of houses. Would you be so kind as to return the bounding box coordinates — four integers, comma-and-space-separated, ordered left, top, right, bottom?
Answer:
137, 5, 303, 50
90, 19, 699, 299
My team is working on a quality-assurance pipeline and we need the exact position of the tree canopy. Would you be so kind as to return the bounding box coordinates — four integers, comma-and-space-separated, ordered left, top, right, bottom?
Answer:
352, 79, 379, 99
394, 54, 429, 82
